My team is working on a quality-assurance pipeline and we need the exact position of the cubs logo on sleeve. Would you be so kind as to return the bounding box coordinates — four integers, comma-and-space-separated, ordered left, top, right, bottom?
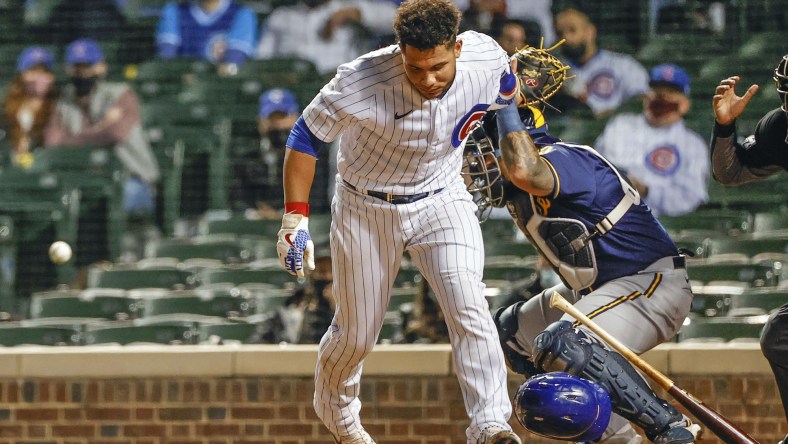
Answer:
452, 103, 490, 148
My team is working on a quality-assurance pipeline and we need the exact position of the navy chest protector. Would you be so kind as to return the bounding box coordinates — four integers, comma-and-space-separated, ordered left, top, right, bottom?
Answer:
508, 144, 640, 290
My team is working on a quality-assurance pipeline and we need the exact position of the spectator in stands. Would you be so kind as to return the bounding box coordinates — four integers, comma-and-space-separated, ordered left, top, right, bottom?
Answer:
255, 0, 398, 75
553, 7, 649, 117
232, 88, 300, 219
595, 64, 709, 217
45, 38, 160, 217
1, 46, 58, 169
492, 19, 526, 57
44, 0, 127, 44
156, 0, 258, 75
460, 0, 507, 35
454, 0, 555, 46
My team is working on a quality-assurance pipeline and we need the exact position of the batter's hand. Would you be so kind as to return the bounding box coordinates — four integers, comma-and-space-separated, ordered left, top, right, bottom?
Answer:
277, 213, 315, 279
713, 76, 759, 125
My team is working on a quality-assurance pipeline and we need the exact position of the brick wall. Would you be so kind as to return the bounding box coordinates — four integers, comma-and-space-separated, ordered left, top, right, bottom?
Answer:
0, 347, 788, 444
0, 374, 782, 444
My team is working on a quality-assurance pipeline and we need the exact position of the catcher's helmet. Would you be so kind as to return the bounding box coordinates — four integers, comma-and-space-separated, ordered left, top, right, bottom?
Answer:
775, 54, 788, 113
462, 106, 560, 220
514, 372, 612, 442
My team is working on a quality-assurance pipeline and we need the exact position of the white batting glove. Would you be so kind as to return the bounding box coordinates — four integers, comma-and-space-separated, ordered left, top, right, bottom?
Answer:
276, 213, 315, 279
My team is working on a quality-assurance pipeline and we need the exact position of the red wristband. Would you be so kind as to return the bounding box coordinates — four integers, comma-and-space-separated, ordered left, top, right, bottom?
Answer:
285, 202, 310, 216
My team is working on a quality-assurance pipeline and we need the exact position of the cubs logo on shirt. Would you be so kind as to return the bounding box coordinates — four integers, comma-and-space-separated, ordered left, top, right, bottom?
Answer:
645, 145, 680, 175
452, 103, 490, 148
588, 70, 617, 99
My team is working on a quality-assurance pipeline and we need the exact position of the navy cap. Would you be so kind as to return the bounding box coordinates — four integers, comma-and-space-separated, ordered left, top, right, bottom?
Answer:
66, 38, 104, 65
16, 46, 54, 72
258, 88, 300, 118
649, 64, 690, 96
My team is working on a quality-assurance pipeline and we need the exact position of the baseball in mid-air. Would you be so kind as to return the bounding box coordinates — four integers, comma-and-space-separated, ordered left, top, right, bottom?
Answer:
48, 241, 72, 265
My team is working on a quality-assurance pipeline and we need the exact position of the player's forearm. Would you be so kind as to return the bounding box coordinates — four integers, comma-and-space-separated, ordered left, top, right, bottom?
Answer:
500, 132, 554, 196
283, 148, 317, 204
710, 122, 765, 185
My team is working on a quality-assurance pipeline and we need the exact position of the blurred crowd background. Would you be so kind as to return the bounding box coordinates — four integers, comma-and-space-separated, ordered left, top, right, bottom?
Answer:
0, 0, 786, 347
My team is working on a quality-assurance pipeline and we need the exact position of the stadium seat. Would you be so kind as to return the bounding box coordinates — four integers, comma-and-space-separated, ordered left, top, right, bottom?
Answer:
236, 57, 320, 87
705, 234, 788, 258
378, 311, 403, 344
199, 321, 260, 344
678, 315, 767, 342
689, 281, 748, 317
686, 260, 777, 287
87, 266, 194, 290
139, 290, 252, 318
738, 31, 788, 60
0, 323, 80, 346
82, 322, 195, 345
198, 266, 295, 288
29, 288, 137, 320
729, 288, 788, 316
198, 213, 281, 237
752, 211, 788, 234
389, 287, 418, 312
483, 260, 538, 283
658, 209, 753, 236
244, 286, 291, 314
146, 237, 252, 263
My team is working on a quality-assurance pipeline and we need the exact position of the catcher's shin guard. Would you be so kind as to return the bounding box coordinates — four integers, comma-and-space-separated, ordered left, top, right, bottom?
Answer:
493, 301, 539, 377
533, 321, 688, 442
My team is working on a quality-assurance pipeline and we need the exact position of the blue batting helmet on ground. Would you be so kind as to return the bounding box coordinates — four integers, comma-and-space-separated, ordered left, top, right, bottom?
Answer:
514, 372, 612, 442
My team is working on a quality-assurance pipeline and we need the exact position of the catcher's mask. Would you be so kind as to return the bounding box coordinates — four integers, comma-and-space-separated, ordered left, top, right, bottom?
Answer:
514, 372, 612, 442
462, 106, 555, 221
462, 117, 505, 221
775, 54, 788, 113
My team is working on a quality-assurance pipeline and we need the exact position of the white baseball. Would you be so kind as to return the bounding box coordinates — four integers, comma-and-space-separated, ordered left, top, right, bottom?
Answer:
48, 241, 72, 264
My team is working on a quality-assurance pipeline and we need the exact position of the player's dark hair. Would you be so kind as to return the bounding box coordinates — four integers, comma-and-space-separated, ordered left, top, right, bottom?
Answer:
394, 0, 461, 51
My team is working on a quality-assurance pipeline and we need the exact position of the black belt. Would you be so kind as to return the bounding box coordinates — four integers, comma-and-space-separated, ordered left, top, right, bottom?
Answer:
343, 181, 443, 204
673, 255, 686, 269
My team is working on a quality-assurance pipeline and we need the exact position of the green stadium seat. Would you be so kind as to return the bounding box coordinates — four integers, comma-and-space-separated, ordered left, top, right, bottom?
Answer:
394, 265, 423, 288
236, 57, 320, 87
729, 288, 788, 316
199, 321, 260, 344
658, 209, 753, 236
738, 31, 788, 60
484, 260, 538, 283
199, 213, 282, 237
484, 239, 536, 259
199, 266, 296, 288
686, 259, 778, 287
29, 288, 136, 320
706, 173, 788, 211
139, 290, 252, 318
705, 234, 788, 258
378, 311, 403, 344
87, 266, 193, 290
82, 322, 194, 345
689, 281, 748, 317
0, 323, 80, 346
244, 286, 291, 314
389, 287, 417, 312
147, 237, 252, 263
752, 211, 788, 234
678, 315, 767, 342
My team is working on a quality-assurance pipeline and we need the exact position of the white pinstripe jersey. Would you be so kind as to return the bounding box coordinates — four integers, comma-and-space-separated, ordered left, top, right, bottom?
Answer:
302, 30, 512, 195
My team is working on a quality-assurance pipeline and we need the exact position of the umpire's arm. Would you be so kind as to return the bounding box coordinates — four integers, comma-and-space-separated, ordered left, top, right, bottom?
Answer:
496, 103, 555, 197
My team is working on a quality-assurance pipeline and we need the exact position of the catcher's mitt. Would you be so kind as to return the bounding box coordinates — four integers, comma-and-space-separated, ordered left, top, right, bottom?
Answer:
512, 41, 571, 107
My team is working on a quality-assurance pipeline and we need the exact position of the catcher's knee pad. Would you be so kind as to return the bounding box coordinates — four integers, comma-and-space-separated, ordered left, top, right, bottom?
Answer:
493, 301, 539, 377
533, 321, 684, 441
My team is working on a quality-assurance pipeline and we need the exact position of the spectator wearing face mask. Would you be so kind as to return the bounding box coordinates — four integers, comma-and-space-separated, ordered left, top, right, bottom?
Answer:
554, 7, 649, 117
1, 46, 58, 168
595, 64, 709, 217
44, 39, 161, 273
232, 88, 301, 219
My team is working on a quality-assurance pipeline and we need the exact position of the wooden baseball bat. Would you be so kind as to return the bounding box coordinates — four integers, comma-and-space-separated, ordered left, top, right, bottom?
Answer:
549, 291, 759, 444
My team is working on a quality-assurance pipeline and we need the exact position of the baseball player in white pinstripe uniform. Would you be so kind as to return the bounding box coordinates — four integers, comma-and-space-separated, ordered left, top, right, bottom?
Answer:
275, 1, 521, 443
